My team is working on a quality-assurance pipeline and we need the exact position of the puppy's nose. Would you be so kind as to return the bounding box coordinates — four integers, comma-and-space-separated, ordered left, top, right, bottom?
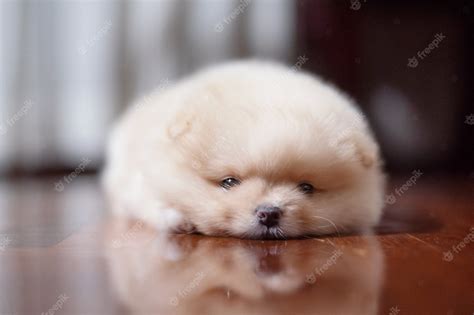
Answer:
255, 205, 282, 227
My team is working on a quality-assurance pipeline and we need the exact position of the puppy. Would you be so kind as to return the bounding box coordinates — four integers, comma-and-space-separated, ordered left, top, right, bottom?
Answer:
102, 60, 385, 239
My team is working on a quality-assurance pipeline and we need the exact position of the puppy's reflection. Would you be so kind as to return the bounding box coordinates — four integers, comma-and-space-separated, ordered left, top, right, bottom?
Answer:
105, 219, 384, 315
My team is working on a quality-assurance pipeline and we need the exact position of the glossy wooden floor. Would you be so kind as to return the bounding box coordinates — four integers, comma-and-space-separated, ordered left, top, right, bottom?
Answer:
0, 175, 472, 315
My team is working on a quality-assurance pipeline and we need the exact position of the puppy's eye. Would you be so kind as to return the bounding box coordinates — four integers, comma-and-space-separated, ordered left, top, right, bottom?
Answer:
298, 183, 314, 194
220, 177, 241, 190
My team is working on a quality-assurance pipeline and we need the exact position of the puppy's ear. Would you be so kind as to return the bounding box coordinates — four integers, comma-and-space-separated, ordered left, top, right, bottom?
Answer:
334, 129, 378, 168
352, 132, 378, 168
167, 87, 217, 141
167, 110, 195, 140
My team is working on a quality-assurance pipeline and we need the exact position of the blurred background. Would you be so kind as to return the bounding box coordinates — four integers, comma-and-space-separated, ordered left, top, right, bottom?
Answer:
0, 0, 473, 178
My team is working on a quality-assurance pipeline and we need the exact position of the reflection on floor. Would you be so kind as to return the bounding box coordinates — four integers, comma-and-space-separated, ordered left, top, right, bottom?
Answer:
0, 175, 472, 314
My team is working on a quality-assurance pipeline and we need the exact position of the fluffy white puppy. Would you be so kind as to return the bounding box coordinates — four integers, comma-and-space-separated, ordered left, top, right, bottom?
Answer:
102, 60, 385, 239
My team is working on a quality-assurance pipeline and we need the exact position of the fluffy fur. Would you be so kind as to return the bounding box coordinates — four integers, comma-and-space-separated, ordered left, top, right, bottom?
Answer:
102, 60, 385, 239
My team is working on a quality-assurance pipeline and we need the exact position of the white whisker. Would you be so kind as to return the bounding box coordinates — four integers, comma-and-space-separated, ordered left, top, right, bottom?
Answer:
312, 215, 341, 236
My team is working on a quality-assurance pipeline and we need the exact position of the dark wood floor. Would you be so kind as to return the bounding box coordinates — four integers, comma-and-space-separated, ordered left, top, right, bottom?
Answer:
0, 175, 472, 315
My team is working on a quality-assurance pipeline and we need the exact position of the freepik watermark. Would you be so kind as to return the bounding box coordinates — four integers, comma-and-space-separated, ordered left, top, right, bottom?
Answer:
465, 114, 474, 125
135, 78, 171, 109
385, 170, 423, 205
269, 55, 309, 91
407, 33, 446, 68
170, 271, 206, 306
326, 110, 367, 150
0, 99, 34, 136
214, 0, 252, 33
54, 157, 91, 192
78, 19, 112, 55
389, 306, 401, 315
0, 235, 12, 251
305, 248, 343, 284
289, 55, 309, 73
443, 227, 474, 262
327, 125, 355, 150
111, 218, 146, 248
350, 0, 367, 11
41, 294, 69, 315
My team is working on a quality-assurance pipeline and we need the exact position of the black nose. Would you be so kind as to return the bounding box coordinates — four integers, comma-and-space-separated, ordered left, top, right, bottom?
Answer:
255, 205, 282, 227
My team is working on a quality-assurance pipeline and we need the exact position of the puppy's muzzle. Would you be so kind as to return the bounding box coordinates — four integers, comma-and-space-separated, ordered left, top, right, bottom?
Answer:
255, 204, 282, 228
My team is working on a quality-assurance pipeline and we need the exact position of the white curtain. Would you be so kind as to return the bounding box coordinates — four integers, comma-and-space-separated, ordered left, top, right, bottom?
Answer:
0, 0, 296, 173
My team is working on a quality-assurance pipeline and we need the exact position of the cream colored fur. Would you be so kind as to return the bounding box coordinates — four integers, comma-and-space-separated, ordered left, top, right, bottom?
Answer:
102, 60, 385, 238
